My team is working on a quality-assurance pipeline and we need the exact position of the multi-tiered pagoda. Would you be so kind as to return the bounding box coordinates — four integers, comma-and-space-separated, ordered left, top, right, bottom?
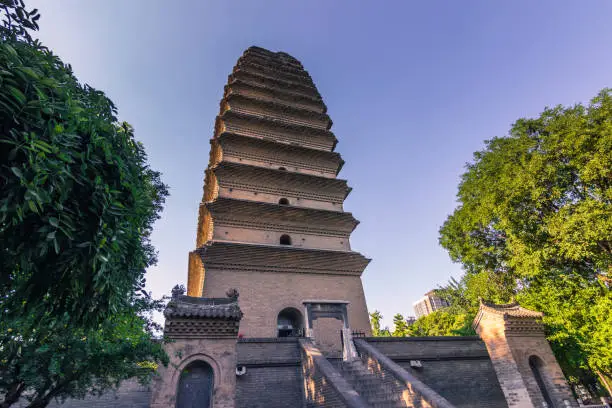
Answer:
186, 46, 371, 349
49, 46, 578, 408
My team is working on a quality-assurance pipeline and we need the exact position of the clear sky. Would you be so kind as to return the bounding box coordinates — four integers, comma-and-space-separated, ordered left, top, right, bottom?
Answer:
30, 0, 612, 328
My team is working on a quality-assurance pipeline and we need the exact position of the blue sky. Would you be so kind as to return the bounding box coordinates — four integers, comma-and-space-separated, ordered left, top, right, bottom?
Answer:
30, 1, 612, 328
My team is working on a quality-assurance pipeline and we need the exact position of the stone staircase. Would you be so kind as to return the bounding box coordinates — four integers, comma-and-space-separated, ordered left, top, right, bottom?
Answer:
340, 360, 406, 408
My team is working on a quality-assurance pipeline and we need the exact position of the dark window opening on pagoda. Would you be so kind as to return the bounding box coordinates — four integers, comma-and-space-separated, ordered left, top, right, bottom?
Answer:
278, 167, 287, 171
280, 234, 292, 245
277, 308, 304, 337
279, 198, 289, 205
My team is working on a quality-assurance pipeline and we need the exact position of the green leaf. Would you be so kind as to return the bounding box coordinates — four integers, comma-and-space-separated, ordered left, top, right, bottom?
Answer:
8, 86, 26, 105
11, 167, 23, 179
33, 140, 53, 153
4, 44, 18, 58
49, 217, 59, 227
17, 66, 39, 80
28, 200, 38, 213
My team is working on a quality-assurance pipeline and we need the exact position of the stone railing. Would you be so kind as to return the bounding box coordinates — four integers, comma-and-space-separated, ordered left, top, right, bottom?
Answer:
354, 339, 456, 408
299, 339, 369, 408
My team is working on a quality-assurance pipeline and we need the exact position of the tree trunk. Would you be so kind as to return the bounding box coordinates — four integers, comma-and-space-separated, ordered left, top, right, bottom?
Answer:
24, 377, 74, 408
596, 370, 612, 397
0, 381, 25, 408
25, 393, 53, 408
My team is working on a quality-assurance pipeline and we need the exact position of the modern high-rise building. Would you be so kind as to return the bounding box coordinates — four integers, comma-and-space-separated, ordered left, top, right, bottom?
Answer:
413, 290, 450, 318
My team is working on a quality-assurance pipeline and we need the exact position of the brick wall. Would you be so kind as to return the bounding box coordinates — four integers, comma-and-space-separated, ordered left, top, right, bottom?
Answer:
474, 308, 577, 408
235, 338, 302, 408
475, 313, 534, 407
237, 337, 302, 363
506, 335, 576, 407
14, 379, 151, 408
150, 338, 237, 408
236, 366, 303, 408
362, 337, 508, 408
203, 270, 371, 340
354, 339, 456, 408
212, 225, 350, 251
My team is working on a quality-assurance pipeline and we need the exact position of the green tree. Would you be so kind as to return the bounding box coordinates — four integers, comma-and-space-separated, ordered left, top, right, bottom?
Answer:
392, 313, 410, 337
439, 89, 612, 388
369, 310, 391, 337
0, 2, 169, 406
408, 310, 475, 337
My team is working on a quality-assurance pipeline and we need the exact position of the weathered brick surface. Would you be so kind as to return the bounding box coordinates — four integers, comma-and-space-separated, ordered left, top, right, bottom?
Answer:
236, 366, 303, 408
354, 339, 457, 408
475, 313, 533, 407
235, 338, 303, 408
474, 303, 577, 408
363, 336, 489, 359
150, 338, 237, 408
14, 379, 151, 408
362, 337, 507, 408
203, 270, 371, 341
397, 359, 506, 407
237, 337, 302, 364
507, 336, 576, 408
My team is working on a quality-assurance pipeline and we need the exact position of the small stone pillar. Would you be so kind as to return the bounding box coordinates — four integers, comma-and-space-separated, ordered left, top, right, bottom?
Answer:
473, 300, 576, 408
150, 286, 243, 408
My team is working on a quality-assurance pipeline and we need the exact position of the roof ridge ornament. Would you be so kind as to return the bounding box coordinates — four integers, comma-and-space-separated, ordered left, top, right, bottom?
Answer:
226, 288, 239, 300
171, 284, 186, 299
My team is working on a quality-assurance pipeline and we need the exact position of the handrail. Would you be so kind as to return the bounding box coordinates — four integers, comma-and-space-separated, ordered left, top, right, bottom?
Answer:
299, 339, 369, 408
354, 339, 456, 408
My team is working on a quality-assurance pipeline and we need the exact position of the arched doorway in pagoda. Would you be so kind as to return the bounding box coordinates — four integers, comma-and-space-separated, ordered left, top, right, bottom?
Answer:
277, 307, 303, 337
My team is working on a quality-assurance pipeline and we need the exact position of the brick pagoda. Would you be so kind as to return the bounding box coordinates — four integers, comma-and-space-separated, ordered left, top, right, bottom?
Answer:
186, 46, 372, 350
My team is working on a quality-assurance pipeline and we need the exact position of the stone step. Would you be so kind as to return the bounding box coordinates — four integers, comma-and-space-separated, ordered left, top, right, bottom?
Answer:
339, 360, 407, 407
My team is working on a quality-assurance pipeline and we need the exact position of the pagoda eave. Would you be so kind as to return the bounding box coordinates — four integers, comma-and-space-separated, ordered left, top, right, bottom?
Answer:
196, 241, 370, 276
212, 161, 351, 199
204, 197, 359, 233
226, 78, 326, 112
223, 92, 331, 124
220, 108, 333, 135
230, 70, 321, 99
215, 132, 343, 173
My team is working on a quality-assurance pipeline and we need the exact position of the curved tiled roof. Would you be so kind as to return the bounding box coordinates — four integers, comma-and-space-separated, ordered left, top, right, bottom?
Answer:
479, 300, 543, 318
164, 294, 243, 320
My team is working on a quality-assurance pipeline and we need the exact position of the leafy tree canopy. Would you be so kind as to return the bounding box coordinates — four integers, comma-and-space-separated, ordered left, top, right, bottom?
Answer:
439, 89, 612, 388
0, 2, 169, 406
